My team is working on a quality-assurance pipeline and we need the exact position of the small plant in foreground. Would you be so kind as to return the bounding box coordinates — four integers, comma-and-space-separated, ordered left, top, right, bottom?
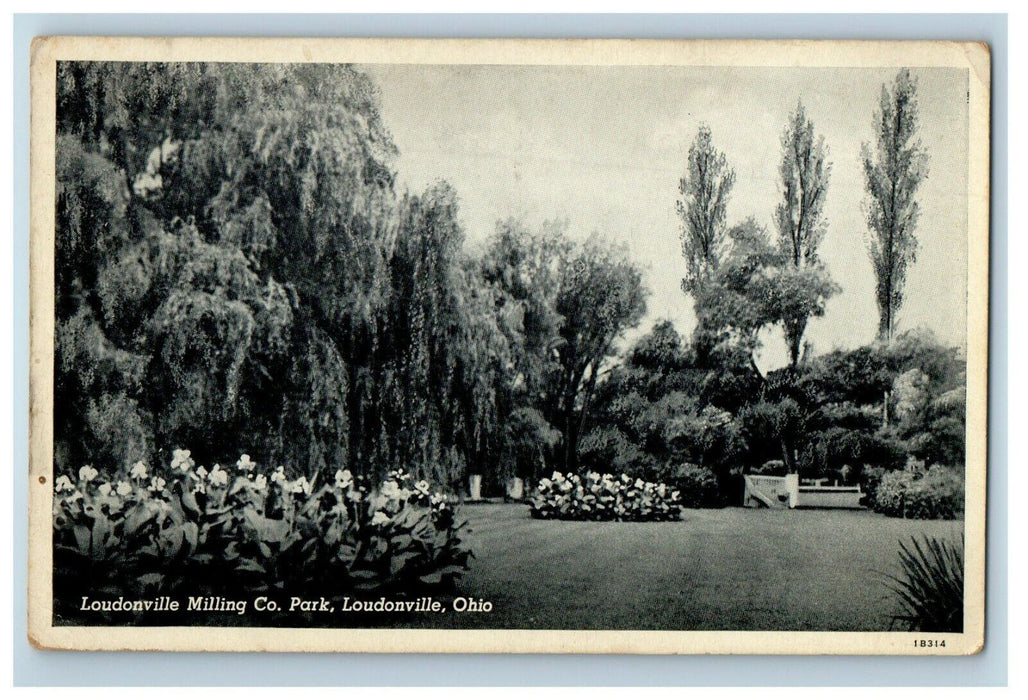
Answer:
886, 533, 963, 633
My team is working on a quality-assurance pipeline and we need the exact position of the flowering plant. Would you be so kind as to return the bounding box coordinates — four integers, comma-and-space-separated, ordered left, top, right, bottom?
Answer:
530, 471, 682, 521
52, 452, 471, 621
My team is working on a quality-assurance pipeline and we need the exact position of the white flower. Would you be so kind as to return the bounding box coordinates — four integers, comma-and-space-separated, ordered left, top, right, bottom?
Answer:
98, 483, 113, 497
380, 480, 400, 499
415, 479, 430, 494
270, 466, 287, 485
130, 461, 148, 480
370, 511, 391, 526
236, 454, 256, 472
171, 448, 194, 472
194, 465, 209, 483
116, 481, 133, 497
253, 474, 268, 491
55, 475, 75, 493
291, 476, 313, 495
334, 469, 353, 489
208, 464, 228, 487
149, 476, 167, 492
79, 465, 99, 483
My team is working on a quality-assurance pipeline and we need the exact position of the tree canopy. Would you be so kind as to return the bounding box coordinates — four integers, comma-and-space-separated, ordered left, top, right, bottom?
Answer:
54, 61, 959, 503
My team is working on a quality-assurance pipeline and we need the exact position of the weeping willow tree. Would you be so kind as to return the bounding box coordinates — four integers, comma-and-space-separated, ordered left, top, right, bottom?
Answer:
54, 61, 508, 484
378, 183, 512, 485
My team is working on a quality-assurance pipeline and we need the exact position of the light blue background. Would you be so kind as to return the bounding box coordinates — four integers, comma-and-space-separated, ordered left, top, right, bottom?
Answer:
12, 13, 1008, 687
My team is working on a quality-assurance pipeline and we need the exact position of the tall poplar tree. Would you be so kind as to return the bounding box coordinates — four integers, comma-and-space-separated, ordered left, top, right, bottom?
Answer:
677, 125, 736, 295
861, 69, 930, 342
776, 100, 834, 366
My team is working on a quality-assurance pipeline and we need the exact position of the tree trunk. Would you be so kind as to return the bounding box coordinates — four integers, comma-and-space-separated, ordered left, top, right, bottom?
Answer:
780, 439, 794, 473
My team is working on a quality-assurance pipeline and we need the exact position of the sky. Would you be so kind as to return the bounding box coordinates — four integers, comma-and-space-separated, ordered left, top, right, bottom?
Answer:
362, 64, 969, 371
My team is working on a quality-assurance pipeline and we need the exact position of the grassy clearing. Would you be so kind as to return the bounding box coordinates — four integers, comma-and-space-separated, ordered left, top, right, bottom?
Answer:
414, 504, 961, 631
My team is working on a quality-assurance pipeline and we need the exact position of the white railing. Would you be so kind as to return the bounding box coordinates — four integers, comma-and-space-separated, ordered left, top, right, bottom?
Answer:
743, 474, 799, 509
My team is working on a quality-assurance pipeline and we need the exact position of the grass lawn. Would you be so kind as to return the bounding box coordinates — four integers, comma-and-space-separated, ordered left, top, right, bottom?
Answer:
417, 503, 962, 631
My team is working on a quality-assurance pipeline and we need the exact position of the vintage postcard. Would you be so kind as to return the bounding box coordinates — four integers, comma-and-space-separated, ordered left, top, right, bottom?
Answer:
28, 37, 989, 654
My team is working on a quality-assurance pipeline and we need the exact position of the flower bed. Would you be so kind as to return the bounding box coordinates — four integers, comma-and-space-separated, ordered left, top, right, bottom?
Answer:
52, 450, 471, 621
530, 471, 682, 521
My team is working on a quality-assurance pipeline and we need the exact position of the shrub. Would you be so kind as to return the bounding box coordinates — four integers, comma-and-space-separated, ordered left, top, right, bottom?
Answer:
750, 460, 787, 476
798, 427, 905, 480
886, 534, 964, 632
665, 463, 721, 508
529, 471, 682, 521
52, 450, 471, 621
870, 465, 964, 519
577, 426, 658, 479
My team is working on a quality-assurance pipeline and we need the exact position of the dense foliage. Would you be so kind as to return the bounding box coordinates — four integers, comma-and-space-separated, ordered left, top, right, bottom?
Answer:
868, 465, 965, 520
55, 62, 644, 489
53, 452, 469, 622
54, 62, 962, 521
582, 319, 964, 511
529, 471, 682, 521
575, 70, 960, 515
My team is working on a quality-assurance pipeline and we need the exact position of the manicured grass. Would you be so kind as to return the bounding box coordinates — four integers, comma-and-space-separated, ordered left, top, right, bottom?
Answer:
419, 503, 962, 631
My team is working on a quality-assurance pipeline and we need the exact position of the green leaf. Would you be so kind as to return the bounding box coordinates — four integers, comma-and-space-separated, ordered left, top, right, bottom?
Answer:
242, 507, 289, 544
137, 572, 165, 589
229, 476, 250, 496
73, 524, 91, 556
235, 558, 266, 574
123, 503, 156, 538
91, 515, 113, 558
180, 487, 201, 518
181, 522, 199, 554
389, 551, 420, 575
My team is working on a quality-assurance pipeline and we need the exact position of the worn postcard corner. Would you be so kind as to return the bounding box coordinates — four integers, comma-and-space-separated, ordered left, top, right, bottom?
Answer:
29, 36, 989, 655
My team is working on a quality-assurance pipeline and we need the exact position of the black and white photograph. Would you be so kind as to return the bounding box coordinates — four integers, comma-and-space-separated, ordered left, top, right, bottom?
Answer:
27, 37, 990, 654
